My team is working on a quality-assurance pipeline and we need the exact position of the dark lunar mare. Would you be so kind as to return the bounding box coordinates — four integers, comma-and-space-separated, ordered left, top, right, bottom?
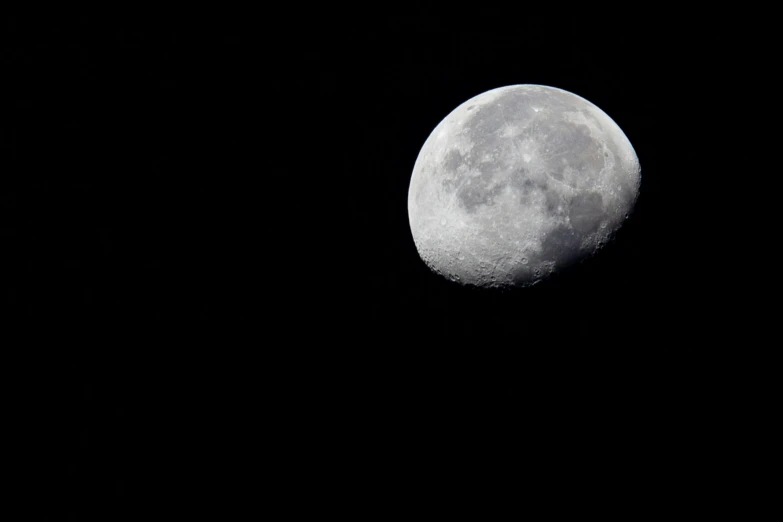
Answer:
442, 88, 609, 217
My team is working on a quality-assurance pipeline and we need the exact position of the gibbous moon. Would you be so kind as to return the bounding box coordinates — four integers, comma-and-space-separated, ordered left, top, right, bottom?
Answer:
408, 84, 641, 288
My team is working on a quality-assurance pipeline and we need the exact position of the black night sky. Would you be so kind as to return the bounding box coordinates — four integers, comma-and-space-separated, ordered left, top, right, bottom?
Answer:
5, 11, 767, 519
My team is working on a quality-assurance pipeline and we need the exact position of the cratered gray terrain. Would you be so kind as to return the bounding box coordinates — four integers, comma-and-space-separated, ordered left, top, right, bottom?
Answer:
408, 84, 641, 288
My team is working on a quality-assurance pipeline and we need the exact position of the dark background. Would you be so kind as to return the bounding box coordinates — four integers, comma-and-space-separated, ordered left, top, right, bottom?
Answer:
4, 11, 767, 519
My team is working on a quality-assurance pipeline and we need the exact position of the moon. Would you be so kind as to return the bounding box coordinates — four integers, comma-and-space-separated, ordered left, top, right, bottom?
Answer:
408, 84, 641, 288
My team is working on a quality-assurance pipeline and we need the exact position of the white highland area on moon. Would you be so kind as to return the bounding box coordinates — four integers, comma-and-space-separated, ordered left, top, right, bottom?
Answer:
408, 84, 641, 288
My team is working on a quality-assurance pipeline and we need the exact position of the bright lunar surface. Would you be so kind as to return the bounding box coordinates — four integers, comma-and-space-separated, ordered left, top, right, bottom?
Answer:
408, 84, 641, 288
